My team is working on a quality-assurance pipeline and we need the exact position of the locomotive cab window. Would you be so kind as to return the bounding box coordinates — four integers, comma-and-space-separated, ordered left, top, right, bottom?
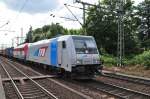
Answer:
73, 37, 98, 54
62, 41, 66, 49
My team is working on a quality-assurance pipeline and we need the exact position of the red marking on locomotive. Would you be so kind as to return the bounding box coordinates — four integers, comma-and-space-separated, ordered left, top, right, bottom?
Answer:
38, 46, 48, 57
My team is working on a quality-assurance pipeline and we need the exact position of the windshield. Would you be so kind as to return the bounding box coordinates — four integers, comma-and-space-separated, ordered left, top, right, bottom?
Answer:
73, 37, 98, 54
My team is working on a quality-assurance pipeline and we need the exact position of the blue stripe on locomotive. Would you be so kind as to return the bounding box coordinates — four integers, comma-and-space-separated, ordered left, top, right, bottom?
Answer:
50, 39, 58, 67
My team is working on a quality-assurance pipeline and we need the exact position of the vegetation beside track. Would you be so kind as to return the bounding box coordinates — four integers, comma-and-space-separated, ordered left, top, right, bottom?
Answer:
101, 50, 150, 68
130, 50, 150, 69
102, 50, 150, 78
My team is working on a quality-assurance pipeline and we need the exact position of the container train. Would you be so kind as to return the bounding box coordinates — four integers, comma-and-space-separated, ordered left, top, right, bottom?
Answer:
2, 35, 103, 79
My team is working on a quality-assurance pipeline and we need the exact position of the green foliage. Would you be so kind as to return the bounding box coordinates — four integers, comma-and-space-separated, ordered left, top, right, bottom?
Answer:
86, 0, 140, 55
25, 26, 33, 43
25, 23, 83, 43
102, 50, 150, 69
101, 54, 117, 66
67, 28, 84, 35
141, 38, 150, 50
101, 54, 128, 66
136, 1, 150, 50
130, 50, 150, 69
32, 34, 41, 42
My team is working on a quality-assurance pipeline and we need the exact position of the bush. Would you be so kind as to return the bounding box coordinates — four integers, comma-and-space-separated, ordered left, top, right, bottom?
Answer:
101, 54, 117, 66
101, 50, 150, 69
130, 50, 150, 69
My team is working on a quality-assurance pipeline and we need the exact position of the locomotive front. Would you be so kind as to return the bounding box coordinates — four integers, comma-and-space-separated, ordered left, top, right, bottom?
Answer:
71, 36, 103, 78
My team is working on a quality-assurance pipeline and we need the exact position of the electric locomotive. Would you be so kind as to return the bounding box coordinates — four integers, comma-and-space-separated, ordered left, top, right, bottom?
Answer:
27, 35, 102, 79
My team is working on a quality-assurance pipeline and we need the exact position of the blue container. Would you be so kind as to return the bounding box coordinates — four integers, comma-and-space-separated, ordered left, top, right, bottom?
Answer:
5, 47, 14, 58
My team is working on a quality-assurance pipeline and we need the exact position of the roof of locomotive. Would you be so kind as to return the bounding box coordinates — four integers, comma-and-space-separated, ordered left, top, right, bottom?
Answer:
28, 35, 94, 46
59, 35, 93, 38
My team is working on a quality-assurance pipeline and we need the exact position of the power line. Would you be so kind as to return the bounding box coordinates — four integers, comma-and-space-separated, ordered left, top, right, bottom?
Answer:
50, 14, 78, 21
74, 0, 103, 35
74, 0, 126, 66
0, 30, 15, 32
9, 0, 29, 31
65, 4, 88, 10
16, 0, 29, 19
60, 16, 78, 21
64, 4, 83, 26
0, 21, 9, 28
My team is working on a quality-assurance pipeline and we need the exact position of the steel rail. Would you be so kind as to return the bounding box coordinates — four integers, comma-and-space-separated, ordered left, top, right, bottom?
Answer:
93, 80, 150, 99
3, 57, 150, 99
5, 57, 92, 99
103, 72, 150, 86
3, 58, 58, 99
0, 60, 24, 99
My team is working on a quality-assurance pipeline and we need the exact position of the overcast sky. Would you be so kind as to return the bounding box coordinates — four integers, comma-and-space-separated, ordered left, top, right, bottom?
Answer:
0, 0, 144, 48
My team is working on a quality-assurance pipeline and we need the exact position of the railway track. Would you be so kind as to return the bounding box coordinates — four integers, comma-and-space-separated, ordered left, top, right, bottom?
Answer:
1, 57, 150, 99
48, 75, 150, 99
94, 71, 150, 95
90, 80, 150, 99
0, 58, 58, 99
2, 57, 118, 99
54, 73, 150, 99
64, 79, 150, 99
103, 71, 150, 86
0, 57, 91, 99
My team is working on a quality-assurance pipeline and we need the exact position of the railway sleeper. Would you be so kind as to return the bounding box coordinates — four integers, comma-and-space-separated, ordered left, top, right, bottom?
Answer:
2, 75, 55, 82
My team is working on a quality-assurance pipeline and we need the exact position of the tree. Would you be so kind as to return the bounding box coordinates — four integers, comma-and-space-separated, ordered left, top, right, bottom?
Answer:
86, 0, 140, 55
25, 23, 83, 43
136, 0, 150, 50
67, 28, 83, 35
25, 26, 33, 43
32, 28, 43, 42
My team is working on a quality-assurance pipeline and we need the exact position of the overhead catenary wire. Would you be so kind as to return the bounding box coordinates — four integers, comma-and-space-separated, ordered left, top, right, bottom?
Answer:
74, 0, 126, 66
64, 4, 83, 26
15, 0, 29, 20
9, 0, 29, 30
0, 21, 9, 29
50, 14, 78, 21
65, 4, 88, 11
8, 0, 29, 46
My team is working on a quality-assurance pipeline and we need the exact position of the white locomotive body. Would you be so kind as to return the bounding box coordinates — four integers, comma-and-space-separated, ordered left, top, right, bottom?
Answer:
27, 35, 102, 78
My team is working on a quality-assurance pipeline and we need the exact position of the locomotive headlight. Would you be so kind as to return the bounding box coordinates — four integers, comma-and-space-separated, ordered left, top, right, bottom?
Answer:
96, 60, 100, 64
94, 59, 100, 64
77, 59, 82, 64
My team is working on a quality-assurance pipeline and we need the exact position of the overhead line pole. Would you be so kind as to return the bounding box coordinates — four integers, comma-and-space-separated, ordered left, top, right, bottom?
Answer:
11, 39, 14, 47
21, 28, 23, 44
74, 0, 109, 35
74, 0, 126, 66
117, 0, 125, 66
146, 1, 150, 38
75, 0, 89, 35
83, 4, 86, 35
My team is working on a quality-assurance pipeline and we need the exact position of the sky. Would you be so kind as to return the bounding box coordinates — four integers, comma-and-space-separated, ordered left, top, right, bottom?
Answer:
0, 0, 144, 48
